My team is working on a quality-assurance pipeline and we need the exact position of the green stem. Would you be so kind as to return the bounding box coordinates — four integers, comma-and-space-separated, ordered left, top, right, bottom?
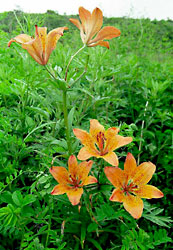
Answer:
65, 44, 86, 81
62, 89, 72, 155
45, 198, 53, 248
137, 100, 148, 165
44, 65, 57, 81
97, 159, 105, 186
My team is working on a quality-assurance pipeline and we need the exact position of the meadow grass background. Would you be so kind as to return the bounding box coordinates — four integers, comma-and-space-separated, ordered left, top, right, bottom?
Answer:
0, 10, 172, 250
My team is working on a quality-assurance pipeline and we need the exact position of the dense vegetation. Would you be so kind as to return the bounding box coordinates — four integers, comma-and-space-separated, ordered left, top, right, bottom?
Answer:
0, 9, 172, 250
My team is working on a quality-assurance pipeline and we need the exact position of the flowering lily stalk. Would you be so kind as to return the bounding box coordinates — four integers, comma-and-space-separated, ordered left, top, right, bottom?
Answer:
73, 119, 132, 166
50, 155, 97, 205
70, 7, 121, 48
8, 25, 68, 65
104, 153, 164, 219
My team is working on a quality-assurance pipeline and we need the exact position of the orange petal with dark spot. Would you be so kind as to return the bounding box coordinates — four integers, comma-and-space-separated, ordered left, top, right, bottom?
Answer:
133, 162, 156, 186
134, 184, 164, 199
49, 166, 69, 184
124, 152, 137, 179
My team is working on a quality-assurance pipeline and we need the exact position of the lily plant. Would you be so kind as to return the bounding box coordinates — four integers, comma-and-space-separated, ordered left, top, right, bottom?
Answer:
8, 6, 163, 220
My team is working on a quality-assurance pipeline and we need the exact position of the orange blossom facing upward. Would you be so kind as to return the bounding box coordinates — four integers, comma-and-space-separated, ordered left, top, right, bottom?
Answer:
49, 155, 97, 205
73, 119, 132, 166
104, 153, 164, 219
70, 7, 121, 48
8, 25, 68, 65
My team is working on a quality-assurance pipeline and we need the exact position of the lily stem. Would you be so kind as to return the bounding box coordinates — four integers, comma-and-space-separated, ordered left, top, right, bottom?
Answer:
137, 100, 149, 165
62, 89, 72, 155
65, 44, 86, 81
44, 65, 57, 81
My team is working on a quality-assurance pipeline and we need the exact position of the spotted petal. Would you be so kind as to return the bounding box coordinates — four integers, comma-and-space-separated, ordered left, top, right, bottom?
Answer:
77, 160, 93, 182
134, 184, 164, 199
123, 195, 144, 219
133, 162, 156, 186
68, 155, 78, 179
89, 119, 105, 142
73, 128, 98, 155
49, 166, 69, 184
105, 135, 133, 152
124, 152, 137, 179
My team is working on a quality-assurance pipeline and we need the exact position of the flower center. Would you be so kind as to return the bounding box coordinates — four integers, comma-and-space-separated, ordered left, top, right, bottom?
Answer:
96, 131, 107, 155
122, 180, 138, 196
68, 175, 82, 188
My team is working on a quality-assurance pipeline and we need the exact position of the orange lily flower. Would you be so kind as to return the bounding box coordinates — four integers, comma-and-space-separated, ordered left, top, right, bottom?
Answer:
8, 25, 68, 65
69, 7, 121, 49
104, 153, 164, 219
73, 119, 132, 166
49, 155, 97, 205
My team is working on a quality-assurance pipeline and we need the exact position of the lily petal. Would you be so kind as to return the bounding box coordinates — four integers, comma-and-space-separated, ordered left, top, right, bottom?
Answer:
133, 162, 156, 186
104, 127, 120, 150
90, 26, 121, 44
123, 195, 143, 219
69, 18, 82, 30
87, 40, 110, 48
124, 153, 137, 179
68, 155, 78, 178
101, 151, 119, 166
45, 27, 68, 64
49, 166, 69, 184
79, 6, 91, 34
110, 188, 124, 202
83, 175, 97, 185
8, 34, 33, 47
89, 119, 105, 141
69, 18, 85, 43
86, 7, 103, 43
77, 147, 97, 160
36, 26, 47, 59
134, 184, 164, 199
77, 160, 93, 182
67, 188, 83, 205
22, 37, 44, 65
51, 184, 71, 195
105, 135, 133, 152
73, 128, 98, 154
104, 166, 125, 188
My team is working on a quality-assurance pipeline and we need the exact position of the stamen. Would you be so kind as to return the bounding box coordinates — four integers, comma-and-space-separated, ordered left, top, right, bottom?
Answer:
96, 131, 106, 155
35, 25, 39, 36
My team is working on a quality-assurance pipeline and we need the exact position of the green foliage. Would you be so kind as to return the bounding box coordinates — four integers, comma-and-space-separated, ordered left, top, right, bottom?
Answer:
120, 228, 172, 250
0, 9, 172, 250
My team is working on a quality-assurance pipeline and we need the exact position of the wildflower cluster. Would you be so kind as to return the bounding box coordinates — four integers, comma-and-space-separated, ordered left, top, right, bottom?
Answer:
8, 6, 163, 220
